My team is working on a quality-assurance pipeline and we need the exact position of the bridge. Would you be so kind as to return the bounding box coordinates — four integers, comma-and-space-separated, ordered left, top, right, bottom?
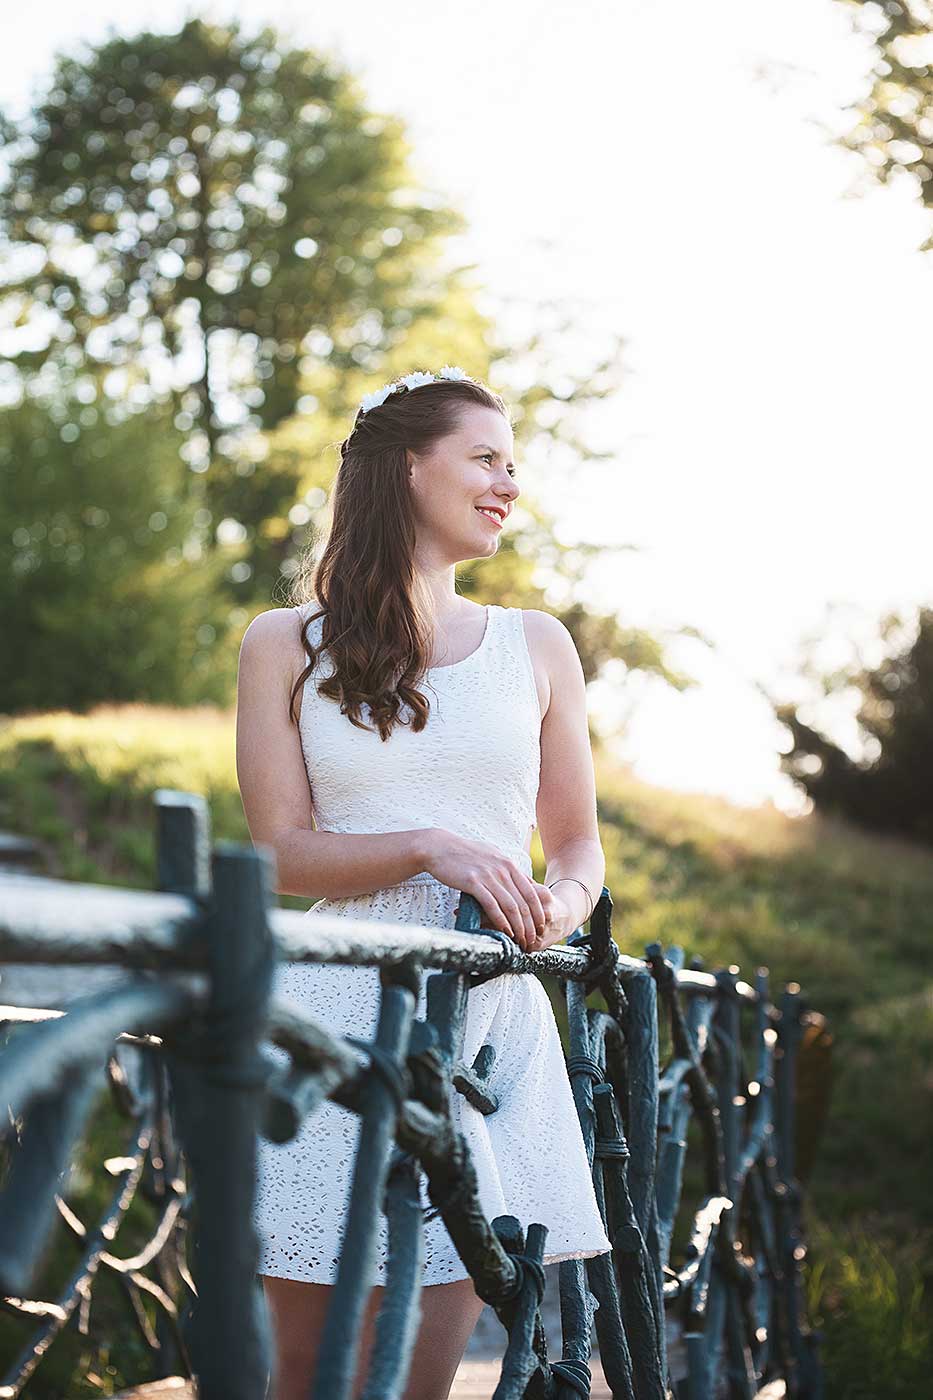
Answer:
0, 790, 826, 1398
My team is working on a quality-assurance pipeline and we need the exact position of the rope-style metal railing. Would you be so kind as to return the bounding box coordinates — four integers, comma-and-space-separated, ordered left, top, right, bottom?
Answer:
0, 789, 826, 1398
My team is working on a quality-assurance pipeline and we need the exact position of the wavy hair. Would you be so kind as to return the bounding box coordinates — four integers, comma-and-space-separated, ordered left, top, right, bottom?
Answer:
287, 373, 512, 741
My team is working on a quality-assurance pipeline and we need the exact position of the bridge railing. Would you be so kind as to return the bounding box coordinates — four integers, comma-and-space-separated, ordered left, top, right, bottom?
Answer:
0, 789, 826, 1399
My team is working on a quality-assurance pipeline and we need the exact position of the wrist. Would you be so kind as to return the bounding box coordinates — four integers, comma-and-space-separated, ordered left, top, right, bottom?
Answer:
410, 826, 439, 874
553, 897, 578, 941
547, 877, 594, 933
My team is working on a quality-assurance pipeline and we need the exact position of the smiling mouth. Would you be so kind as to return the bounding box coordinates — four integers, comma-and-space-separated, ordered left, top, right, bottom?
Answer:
475, 508, 503, 528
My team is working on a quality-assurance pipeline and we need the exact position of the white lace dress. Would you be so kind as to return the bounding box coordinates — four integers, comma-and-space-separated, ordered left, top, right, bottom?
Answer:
252, 602, 613, 1286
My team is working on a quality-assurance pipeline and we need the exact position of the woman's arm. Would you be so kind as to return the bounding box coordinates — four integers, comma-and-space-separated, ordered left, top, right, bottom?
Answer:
235, 608, 433, 899
526, 610, 606, 936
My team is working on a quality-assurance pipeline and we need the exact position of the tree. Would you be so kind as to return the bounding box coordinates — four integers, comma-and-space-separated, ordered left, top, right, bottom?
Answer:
0, 19, 637, 610
838, 2, 933, 248
0, 390, 235, 712
772, 607, 933, 844
0, 17, 464, 518
0, 16, 706, 711
806, 5, 933, 840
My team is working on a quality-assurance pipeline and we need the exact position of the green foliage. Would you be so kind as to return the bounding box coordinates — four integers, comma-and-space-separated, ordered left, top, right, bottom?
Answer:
597, 765, 933, 1230
807, 1219, 933, 1400
0, 16, 463, 442
0, 12, 682, 702
0, 11, 659, 647
0, 392, 240, 711
0, 15, 480, 608
838, 2, 933, 247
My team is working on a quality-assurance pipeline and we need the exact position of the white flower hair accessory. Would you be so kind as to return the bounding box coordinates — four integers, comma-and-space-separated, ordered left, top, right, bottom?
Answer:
358, 383, 397, 413
357, 365, 471, 415
398, 370, 436, 391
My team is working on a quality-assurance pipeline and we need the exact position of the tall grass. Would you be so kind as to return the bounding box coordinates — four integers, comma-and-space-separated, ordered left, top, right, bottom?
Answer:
807, 1221, 932, 1399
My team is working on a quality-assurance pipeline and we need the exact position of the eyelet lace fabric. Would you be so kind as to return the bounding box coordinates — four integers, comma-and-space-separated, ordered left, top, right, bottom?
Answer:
252, 604, 613, 1285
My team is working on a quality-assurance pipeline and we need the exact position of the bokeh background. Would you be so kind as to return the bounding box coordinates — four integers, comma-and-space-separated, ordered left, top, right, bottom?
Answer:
1, 2, 931, 1395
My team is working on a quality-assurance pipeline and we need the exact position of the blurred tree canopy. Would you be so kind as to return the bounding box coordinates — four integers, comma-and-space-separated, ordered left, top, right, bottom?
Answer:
839, 2, 933, 248
774, 607, 933, 845
0, 16, 700, 713
0, 17, 468, 533
0, 391, 237, 711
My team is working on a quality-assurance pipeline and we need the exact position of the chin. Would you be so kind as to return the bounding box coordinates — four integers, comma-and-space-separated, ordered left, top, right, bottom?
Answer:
457, 541, 497, 564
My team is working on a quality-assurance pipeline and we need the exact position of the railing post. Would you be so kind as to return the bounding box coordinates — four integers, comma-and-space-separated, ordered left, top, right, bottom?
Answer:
310, 960, 421, 1400
775, 983, 801, 1190
625, 965, 667, 1388
152, 788, 212, 1379
157, 791, 276, 1400
775, 981, 824, 1398
711, 966, 757, 1398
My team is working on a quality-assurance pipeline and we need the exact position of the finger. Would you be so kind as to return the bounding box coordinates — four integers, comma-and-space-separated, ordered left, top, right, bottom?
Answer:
536, 882, 558, 913
498, 869, 540, 948
486, 880, 531, 950
537, 886, 560, 931
476, 890, 520, 946
507, 877, 539, 950
515, 875, 547, 938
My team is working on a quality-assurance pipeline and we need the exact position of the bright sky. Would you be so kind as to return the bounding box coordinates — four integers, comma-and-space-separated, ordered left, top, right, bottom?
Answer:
4, 0, 932, 815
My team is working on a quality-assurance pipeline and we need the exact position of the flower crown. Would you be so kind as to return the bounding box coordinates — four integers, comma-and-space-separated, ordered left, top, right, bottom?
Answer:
358, 365, 470, 415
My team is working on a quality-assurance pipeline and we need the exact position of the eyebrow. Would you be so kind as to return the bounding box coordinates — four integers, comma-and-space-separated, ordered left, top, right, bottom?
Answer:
472, 442, 517, 470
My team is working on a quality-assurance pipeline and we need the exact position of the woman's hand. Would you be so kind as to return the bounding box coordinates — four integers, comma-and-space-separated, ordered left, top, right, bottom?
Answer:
454, 882, 574, 953
421, 829, 552, 952
524, 887, 577, 952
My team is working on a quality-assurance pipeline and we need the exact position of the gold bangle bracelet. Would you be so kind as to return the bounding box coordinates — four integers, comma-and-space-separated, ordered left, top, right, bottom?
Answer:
546, 877, 595, 925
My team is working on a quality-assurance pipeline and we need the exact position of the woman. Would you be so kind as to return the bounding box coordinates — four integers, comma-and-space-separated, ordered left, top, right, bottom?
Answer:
235, 367, 612, 1400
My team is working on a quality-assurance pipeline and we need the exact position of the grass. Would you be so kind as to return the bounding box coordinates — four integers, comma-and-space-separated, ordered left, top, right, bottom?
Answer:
1, 703, 931, 1395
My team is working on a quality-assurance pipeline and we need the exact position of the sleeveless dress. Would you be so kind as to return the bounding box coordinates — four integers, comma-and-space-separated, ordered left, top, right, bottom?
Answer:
252, 601, 613, 1286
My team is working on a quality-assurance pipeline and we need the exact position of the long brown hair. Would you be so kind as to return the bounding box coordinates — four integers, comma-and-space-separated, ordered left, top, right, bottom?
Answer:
287, 373, 512, 741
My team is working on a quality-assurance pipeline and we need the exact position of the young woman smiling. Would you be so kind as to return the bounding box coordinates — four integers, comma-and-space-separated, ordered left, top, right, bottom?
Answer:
235, 369, 610, 1400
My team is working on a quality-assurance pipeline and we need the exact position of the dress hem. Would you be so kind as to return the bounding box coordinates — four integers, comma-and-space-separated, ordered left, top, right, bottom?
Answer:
256, 1244, 614, 1289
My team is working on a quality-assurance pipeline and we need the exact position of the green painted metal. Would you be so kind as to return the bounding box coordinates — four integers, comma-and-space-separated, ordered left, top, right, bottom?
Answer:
0, 789, 826, 1398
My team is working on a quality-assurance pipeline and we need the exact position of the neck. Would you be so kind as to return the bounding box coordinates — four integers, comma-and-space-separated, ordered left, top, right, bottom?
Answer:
411, 563, 470, 624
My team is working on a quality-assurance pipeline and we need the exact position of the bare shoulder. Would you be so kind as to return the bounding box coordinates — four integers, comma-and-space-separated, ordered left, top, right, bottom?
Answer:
520, 608, 575, 644
238, 607, 309, 713
241, 605, 292, 641
516, 608, 584, 720
521, 608, 581, 662
240, 605, 305, 663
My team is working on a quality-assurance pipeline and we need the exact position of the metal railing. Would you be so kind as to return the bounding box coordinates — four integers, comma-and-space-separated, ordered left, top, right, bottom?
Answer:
0, 789, 826, 1398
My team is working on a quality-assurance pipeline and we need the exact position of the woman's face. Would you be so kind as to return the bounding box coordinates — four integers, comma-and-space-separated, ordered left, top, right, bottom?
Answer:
407, 404, 519, 563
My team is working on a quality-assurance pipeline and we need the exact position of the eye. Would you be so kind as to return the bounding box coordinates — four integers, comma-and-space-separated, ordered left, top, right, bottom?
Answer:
481, 452, 517, 478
